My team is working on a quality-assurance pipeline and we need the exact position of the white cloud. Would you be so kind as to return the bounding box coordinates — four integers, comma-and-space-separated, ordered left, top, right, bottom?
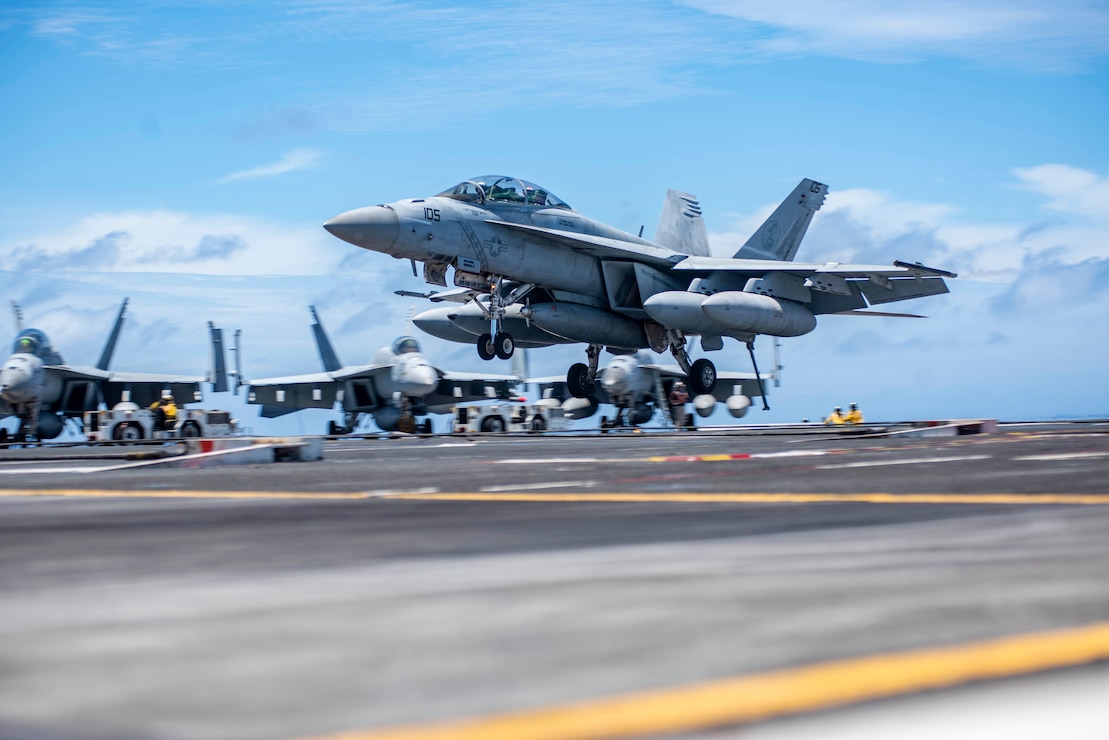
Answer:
682, 0, 1109, 68
2, 209, 345, 277
218, 149, 324, 184
1012, 164, 1109, 219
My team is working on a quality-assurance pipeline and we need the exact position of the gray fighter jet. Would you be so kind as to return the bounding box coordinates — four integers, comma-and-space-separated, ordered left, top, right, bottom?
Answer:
532, 348, 777, 429
324, 176, 954, 401
0, 299, 219, 442
246, 306, 522, 434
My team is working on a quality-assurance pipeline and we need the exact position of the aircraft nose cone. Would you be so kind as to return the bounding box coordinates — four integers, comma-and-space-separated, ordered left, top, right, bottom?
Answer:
0, 365, 31, 403
601, 365, 629, 396
395, 363, 439, 396
324, 206, 399, 253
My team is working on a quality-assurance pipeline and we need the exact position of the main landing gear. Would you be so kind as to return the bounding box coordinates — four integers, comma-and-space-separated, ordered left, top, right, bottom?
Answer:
667, 332, 717, 395
567, 344, 603, 398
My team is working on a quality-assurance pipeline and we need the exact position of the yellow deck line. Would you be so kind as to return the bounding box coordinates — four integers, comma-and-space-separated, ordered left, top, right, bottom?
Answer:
303, 620, 1109, 740
1, 489, 1109, 504
388, 492, 1109, 505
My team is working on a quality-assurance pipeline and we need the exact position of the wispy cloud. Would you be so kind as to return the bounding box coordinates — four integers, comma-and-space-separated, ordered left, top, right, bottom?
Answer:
682, 0, 1109, 69
1012, 165, 1109, 219
218, 149, 324, 184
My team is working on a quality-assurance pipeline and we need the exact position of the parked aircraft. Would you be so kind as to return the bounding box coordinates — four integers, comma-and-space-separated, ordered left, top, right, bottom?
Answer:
245, 306, 522, 434
0, 299, 222, 442
324, 175, 954, 401
532, 345, 777, 429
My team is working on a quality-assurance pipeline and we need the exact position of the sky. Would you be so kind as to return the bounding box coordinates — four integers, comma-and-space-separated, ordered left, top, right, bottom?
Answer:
1, 0, 1107, 433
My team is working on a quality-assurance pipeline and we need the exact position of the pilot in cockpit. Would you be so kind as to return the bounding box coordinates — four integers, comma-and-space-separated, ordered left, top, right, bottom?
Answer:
393, 337, 421, 355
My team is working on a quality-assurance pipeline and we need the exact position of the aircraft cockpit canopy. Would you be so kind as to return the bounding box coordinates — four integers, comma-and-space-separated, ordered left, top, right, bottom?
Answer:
392, 336, 421, 355
11, 329, 49, 357
437, 176, 571, 210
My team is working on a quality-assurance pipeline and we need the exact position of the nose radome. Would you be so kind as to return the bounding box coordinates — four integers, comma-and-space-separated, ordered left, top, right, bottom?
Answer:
601, 366, 628, 394
324, 206, 399, 252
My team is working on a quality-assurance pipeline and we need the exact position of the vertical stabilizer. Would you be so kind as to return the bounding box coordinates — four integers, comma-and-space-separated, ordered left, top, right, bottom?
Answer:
310, 306, 343, 372
734, 179, 828, 262
655, 190, 711, 257
11, 301, 24, 333
207, 321, 229, 392
96, 298, 128, 370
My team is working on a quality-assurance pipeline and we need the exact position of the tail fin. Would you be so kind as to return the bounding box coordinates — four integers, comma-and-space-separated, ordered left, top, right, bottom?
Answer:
655, 190, 711, 257
96, 298, 128, 370
207, 321, 229, 392
310, 306, 343, 372
733, 179, 828, 261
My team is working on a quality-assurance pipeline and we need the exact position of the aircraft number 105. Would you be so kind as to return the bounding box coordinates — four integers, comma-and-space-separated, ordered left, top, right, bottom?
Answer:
424, 208, 441, 222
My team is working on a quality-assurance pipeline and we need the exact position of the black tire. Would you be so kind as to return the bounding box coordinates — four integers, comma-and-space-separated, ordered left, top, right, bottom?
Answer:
420, 419, 433, 434
113, 422, 144, 441
481, 415, 506, 433
529, 416, 546, 433
493, 332, 515, 360
688, 358, 717, 395
180, 421, 202, 438
327, 420, 342, 436
566, 363, 594, 398
477, 333, 496, 361
0, 428, 7, 444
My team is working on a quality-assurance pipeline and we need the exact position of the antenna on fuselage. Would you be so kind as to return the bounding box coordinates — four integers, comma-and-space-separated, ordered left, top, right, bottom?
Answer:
11, 301, 24, 333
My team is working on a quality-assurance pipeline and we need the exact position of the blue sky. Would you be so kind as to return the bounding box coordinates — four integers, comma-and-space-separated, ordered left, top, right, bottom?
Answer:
2, 0, 1107, 431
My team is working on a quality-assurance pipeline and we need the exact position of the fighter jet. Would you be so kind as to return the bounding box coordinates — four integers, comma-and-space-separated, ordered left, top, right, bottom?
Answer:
323, 175, 954, 401
532, 347, 777, 429
245, 306, 522, 434
0, 299, 218, 443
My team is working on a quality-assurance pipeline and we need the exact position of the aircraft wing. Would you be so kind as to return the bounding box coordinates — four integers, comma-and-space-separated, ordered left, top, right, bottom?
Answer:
671, 258, 954, 308
44, 365, 204, 409
424, 370, 523, 412
644, 364, 770, 401
247, 365, 391, 415
527, 375, 613, 406
486, 221, 683, 268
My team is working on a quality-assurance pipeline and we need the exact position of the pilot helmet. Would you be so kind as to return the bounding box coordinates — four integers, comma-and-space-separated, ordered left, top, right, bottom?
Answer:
161, 392, 174, 401
835, 406, 842, 412
850, 403, 858, 409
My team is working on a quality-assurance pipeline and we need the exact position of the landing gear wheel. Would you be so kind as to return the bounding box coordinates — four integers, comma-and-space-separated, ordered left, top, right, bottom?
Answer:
477, 333, 496, 361
566, 363, 595, 399
688, 358, 717, 395
493, 332, 515, 360
397, 415, 417, 434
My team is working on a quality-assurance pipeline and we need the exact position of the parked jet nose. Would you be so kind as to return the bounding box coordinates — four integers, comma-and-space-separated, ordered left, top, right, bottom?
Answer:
601, 364, 633, 396
323, 206, 399, 253
393, 360, 439, 397
0, 355, 40, 404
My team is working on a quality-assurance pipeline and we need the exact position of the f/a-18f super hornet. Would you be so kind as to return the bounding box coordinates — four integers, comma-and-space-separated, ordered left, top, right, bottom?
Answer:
533, 346, 778, 429
0, 299, 223, 442
323, 175, 954, 401
246, 306, 521, 434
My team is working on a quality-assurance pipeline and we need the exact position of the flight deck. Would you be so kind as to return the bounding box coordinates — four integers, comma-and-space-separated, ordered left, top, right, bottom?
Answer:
1, 422, 1107, 738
